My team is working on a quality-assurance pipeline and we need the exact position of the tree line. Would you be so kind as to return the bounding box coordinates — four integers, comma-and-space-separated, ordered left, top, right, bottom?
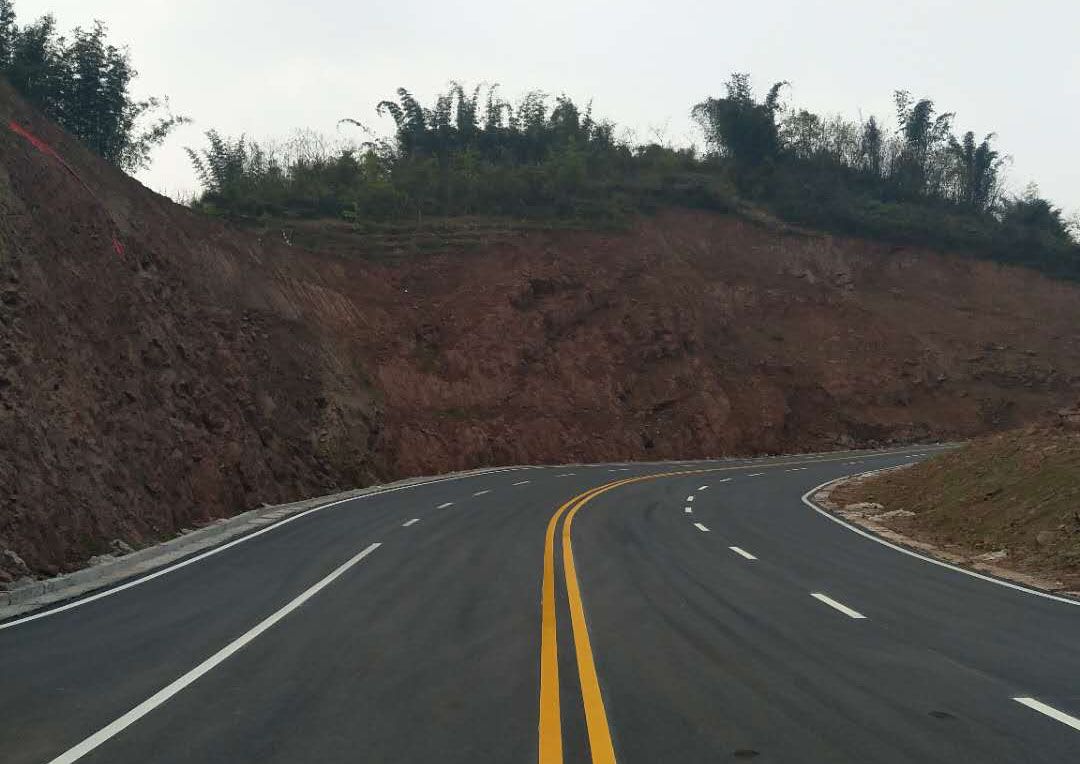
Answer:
183, 83, 696, 222
183, 76, 1078, 278
0, 0, 1073, 279
0, 0, 186, 171
693, 74, 1076, 264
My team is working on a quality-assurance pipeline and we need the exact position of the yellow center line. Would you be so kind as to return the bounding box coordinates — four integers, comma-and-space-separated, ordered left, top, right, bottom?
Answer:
562, 473, 692, 762
539, 472, 688, 763
538, 449, 931, 762
539, 481, 631, 764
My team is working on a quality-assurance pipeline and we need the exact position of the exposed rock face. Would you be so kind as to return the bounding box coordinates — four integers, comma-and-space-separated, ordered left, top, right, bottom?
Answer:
1056, 404, 1080, 429
2, 78, 1080, 577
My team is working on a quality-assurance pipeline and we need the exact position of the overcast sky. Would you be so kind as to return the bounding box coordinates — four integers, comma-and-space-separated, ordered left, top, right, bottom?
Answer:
17, 0, 1080, 214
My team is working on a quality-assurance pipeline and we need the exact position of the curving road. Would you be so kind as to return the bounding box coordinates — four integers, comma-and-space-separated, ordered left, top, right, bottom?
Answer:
2, 445, 1079, 763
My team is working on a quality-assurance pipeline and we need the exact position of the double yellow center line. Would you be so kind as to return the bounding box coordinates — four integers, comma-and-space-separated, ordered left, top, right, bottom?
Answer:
536, 450, 923, 761
539, 469, 711, 764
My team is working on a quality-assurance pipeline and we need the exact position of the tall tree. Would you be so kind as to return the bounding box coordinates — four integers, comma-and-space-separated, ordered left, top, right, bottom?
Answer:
5, 13, 63, 120
692, 74, 788, 166
0, 2, 187, 171
893, 91, 954, 197
0, 0, 15, 68
859, 116, 884, 178
946, 131, 1003, 210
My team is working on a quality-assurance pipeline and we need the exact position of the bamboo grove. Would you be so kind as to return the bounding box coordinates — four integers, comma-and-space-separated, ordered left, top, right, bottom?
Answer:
185, 77, 1079, 278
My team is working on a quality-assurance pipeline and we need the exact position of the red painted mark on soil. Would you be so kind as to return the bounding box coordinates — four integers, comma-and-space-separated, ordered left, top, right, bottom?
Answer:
8, 120, 126, 257
9, 120, 78, 175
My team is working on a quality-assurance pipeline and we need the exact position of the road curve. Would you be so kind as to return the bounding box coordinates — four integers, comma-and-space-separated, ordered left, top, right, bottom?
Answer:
2, 446, 1078, 763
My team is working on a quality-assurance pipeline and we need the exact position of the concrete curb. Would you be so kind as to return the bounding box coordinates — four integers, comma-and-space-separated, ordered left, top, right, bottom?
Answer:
0, 465, 526, 621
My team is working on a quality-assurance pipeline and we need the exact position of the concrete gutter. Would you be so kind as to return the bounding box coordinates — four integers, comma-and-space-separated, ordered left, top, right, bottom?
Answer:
0, 465, 524, 622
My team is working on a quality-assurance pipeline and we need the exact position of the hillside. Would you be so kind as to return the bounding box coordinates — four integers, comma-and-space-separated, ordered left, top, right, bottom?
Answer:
830, 414, 1080, 592
2, 78, 1080, 581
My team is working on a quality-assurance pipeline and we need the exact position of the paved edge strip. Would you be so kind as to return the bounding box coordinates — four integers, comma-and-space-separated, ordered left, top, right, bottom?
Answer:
0, 465, 531, 629
801, 474, 1080, 608
46, 543, 382, 764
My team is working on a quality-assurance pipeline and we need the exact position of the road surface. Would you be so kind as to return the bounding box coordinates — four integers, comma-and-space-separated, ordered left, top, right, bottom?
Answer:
2, 445, 1078, 763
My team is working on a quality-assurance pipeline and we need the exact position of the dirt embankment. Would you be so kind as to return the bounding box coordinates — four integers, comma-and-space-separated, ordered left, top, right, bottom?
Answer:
829, 412, 1080, 593
3, 78, 1080, 580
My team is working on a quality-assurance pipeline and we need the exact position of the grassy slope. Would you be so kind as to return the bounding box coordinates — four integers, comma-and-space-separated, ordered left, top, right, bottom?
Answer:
836, 422, 1080, 589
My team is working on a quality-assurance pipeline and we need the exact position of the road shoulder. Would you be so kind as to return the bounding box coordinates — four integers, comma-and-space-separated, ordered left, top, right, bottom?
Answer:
0, 465, 523, 621
814, 468, 1080, 601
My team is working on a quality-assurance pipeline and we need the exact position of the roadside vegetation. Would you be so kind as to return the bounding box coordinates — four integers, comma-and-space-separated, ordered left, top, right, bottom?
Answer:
0, 0, 1076, 279
0, 0, 187, 170
185, 76, 1080, 279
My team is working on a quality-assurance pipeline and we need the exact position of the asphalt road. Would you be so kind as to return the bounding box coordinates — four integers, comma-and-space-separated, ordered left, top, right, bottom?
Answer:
2, 445, 1079, 763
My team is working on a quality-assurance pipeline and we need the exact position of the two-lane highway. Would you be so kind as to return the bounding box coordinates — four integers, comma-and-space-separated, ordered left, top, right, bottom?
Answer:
2, 446, 1078, 763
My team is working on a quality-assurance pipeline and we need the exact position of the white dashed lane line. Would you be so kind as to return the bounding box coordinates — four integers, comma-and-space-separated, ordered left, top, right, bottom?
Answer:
512, 480, 531, 486
473, 490, 492, 497
436, 502, 454, 509
1012, 697, 1080, 732
729, 546, 757, 560
810, 592, 866, 619
694, 523, 710, 533
556, 473, 576, 478
747, 473, 764, 477
698, 485, 709, 491
402, 519, 420, 528
44, 542, 382, 764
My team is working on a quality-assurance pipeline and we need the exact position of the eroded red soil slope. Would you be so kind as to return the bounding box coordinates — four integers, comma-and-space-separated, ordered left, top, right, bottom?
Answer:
2, 79, 1079, 577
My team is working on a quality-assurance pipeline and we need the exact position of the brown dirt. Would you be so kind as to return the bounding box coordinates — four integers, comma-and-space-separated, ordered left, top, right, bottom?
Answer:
3, 78, 1080, 579
830, 416, 1080, 593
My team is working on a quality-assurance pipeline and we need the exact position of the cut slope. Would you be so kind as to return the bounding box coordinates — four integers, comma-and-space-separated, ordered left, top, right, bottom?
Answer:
0, 80, 386, 580
2, 78, 1080, 579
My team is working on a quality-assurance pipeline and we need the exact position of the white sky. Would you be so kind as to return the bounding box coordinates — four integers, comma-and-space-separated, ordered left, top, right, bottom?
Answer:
15, 0, 1080, 214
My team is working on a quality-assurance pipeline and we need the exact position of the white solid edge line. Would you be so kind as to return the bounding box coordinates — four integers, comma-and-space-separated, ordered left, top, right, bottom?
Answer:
0, 466, 524, 631
46, 543, 382, 764
801, 475, 1080, 608
1013, 697, 1080, 732
811, 592, 866, 619
436, 502, 454, 509
402, 519, 420, 527
694, 523, 710, 533
729, 546, 757, 560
